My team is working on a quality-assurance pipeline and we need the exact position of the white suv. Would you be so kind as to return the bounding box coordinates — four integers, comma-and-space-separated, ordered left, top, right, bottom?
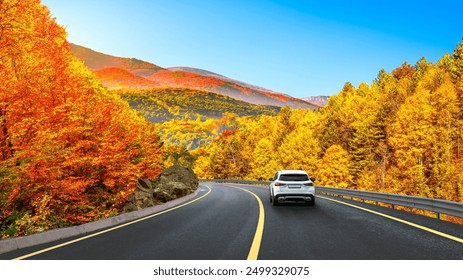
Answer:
269, 170, 315, 206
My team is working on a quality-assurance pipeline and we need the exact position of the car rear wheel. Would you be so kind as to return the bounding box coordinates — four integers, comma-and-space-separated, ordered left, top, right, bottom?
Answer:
307, 197, 315, 206
272, 196, 279, 206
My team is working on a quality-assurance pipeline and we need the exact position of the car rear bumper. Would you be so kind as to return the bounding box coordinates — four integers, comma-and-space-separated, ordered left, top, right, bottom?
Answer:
275, 193, 314, 202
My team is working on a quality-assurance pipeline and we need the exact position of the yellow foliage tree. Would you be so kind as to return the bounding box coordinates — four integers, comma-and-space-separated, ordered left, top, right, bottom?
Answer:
316, 145, 352, 188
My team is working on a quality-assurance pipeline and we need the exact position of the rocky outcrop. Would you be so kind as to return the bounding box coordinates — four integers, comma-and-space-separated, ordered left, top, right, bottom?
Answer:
123, 165, 199, 212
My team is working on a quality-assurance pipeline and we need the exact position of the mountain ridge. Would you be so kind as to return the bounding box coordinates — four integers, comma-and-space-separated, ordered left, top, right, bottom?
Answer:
168, 66, 281, 94
71, 43, 321, 109
70, 44, 164, 77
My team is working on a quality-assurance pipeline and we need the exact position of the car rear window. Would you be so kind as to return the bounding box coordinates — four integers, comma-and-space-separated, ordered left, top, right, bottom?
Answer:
279, 174, 309, 181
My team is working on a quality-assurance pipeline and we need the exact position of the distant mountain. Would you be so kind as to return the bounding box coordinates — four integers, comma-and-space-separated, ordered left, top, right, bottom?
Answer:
302, 96, 330, 107
145, 68, 319, 109
71, 43, 319, 110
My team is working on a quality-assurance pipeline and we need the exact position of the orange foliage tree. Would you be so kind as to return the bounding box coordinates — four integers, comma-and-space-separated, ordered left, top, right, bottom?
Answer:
0, 0, 163, 237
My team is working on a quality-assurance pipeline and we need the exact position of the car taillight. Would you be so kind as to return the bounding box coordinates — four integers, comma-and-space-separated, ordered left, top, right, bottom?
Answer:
275, 182, 286, 186
303, 182, 314, 186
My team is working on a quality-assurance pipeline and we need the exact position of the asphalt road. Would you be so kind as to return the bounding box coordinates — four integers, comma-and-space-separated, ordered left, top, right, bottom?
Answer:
1, 182, 462, 260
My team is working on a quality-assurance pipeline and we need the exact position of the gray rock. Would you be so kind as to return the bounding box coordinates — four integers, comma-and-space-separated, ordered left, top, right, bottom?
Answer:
123, 164, 198, 212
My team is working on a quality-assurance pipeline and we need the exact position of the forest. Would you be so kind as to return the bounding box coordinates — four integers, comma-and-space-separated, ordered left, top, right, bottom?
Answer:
1, 0, 462, 238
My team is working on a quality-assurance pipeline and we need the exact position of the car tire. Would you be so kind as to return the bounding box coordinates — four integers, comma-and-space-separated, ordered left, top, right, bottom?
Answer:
272, 196, 279, 206
307, 197, 315, 206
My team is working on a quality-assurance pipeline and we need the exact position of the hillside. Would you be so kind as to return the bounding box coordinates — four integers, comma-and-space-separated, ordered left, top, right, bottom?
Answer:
118, 88, 280, 123
71, 44, 163, 76
117, 88, 280, 150
71, 44, 319, 109
95, 67, 159, 89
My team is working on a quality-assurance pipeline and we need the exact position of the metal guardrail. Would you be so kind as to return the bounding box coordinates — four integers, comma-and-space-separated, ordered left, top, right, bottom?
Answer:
202, 179, 463, 219
315, 186, 463, 219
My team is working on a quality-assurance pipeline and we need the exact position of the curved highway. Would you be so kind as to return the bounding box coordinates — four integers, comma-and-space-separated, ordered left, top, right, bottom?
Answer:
1, 182, 462, 260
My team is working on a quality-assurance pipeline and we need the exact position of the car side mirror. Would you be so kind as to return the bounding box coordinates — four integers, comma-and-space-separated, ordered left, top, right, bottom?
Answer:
310, 177, 316, 182
268, 178, 274, 181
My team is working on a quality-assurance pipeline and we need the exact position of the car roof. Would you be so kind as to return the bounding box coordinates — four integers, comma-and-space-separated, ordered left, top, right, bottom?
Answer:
278, 170, 308, 174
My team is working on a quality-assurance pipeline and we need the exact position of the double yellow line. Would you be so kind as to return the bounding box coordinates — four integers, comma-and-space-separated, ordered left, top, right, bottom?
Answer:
229, 186, 265, 260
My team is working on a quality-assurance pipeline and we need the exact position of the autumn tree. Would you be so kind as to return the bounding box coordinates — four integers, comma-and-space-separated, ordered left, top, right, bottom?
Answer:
316, 82, 356, 152
452, 39, 463, 80
277, 110, 320, 176
316, 145, 352, 188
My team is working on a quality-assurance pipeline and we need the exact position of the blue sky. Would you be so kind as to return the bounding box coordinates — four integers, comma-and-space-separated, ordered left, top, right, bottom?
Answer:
42, 0, 463, 97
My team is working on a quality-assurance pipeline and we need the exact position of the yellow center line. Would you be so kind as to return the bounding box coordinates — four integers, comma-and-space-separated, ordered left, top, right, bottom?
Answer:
13, 186, 212, 260
228, 185, 265, 260
317, 195, 463, 244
